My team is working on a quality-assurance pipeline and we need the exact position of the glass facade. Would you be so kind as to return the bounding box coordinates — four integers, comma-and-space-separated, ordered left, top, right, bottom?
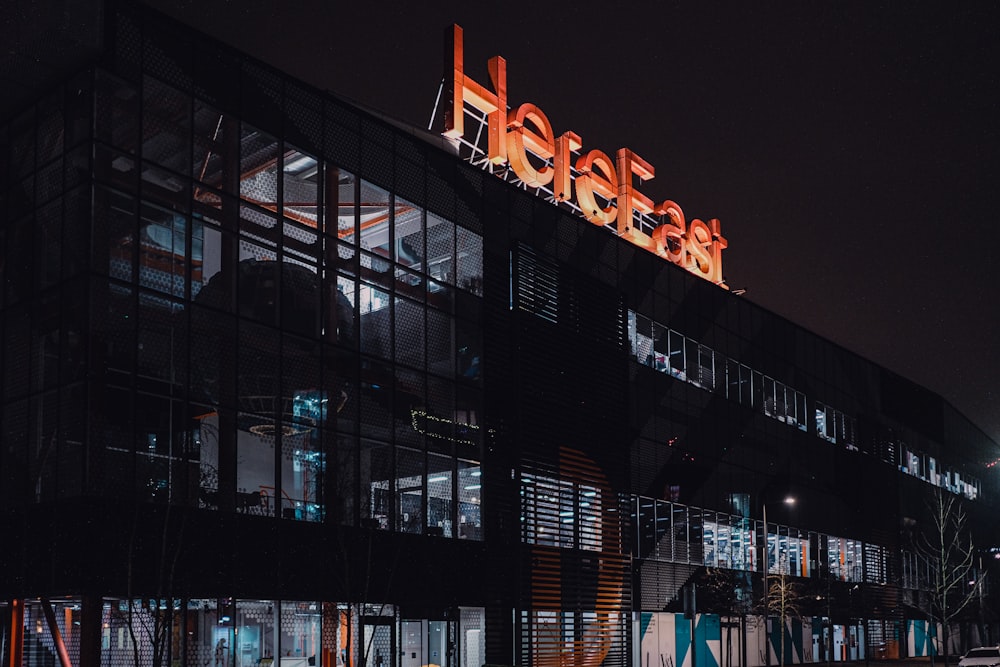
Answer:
629, 310, 809, 431
0, 65, 488, 536
1, 4, 999, 667
0, 10, 491, 665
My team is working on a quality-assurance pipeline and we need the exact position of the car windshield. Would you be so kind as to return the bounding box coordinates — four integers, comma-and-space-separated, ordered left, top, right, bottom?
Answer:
967, 650, 1000, 658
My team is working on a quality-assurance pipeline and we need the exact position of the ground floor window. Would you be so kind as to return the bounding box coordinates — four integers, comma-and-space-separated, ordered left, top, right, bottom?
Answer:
0, 598, 484, 667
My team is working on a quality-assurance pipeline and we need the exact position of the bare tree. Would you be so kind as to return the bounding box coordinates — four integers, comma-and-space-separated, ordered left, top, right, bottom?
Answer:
121, 502, 186, 667
701, 568, 754, 667
916, 488, 985, 666
762, 568, 805, 667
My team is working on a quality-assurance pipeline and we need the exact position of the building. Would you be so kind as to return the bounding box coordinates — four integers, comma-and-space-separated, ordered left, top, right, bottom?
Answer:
1, 3, 998, 667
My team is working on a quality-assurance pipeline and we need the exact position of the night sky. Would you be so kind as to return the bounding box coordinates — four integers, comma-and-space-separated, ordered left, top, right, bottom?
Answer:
142, 0, 1000, 444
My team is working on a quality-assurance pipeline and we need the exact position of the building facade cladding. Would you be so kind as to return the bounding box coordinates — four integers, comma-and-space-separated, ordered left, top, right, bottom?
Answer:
1, 4, 999, 667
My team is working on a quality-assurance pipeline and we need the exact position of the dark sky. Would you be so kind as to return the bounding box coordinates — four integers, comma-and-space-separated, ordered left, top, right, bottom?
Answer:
143, 0, 1000, 444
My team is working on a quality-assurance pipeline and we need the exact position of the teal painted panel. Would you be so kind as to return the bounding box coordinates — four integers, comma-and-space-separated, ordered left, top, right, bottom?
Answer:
908, 619, 937, 657
695, 615, 720, 667
641, 613, 653, 641
676, 614, 691, 667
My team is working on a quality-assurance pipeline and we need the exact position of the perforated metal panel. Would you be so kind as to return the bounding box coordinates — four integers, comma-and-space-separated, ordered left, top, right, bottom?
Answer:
519, 449, 631, 667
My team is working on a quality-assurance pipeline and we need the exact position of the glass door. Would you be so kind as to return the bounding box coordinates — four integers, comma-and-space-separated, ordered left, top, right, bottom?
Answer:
362, 617, 395, 667
400, 619, 453, 667
401, 621, 425, 667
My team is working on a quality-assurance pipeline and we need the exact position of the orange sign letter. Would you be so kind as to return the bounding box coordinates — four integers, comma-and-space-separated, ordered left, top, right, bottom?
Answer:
506, 103, 556, 188
575, 150, 618, 226
444, 24, 508, 165
616, 148, 655, 238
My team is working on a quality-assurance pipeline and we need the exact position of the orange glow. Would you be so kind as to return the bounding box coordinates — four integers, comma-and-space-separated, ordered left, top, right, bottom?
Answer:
687, 219, 714, 278
444, 24, 729, 288
553, 130, 582, 202
444, 25, 508, 165
9, 599, 24, 667
339, 609, 350, 667
615, 148, 655, 237
506, 103, 555, 188
652, 200, 686, 263
575, 150, 618, 226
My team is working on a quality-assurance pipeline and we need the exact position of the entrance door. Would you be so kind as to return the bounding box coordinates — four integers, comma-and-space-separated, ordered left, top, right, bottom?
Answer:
362, 617, 395, 667
400, 620, 453, 667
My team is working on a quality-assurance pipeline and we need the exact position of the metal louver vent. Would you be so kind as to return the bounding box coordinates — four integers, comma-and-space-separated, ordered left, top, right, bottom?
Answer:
512, 244, 625, 348
513, 245, 559, 324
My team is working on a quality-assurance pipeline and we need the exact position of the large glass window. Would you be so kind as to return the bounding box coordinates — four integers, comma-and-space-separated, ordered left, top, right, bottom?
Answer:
236, 412, 277, 517
95, 71, 139, 153
763, 525, 812, 577
283, 406, 324, 522
282, 147, 320, 227
239, 125, 279, 207
357, 180, 391, 257
522, 474, 575, 548
651, 322, 669, 371
138, 201, 188, 297
457, 460, 482, 540
195, 406, 220, 510
456, 317, 482, 382
94, 598, 337, 667
193, 102, 233, 193
703, 513, 754, 570
396, 447, 424, 534
815, 401, 858, 449
360, 283, 391, 359
826, 535, 863, 582
763, 376, 776, 417
627, 310, 808, 431
456, 226, 483, 296
426, 212, 455, 286
142, 76, 190, 176
394, 197, 423, 271
578, 484, 603, 552
279, 601, 322, 664
635, 496, 823, 576
9, 62, 489, 525
394, 297, 425, 369
521, 473, 615, 551
360, 439, 392, 530
698, 344, 715, 391
326, 166, 357, 238
426, 453, 454, 537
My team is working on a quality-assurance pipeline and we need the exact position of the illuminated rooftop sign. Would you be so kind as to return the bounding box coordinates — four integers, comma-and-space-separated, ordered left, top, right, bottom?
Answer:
442, 24, 728, 288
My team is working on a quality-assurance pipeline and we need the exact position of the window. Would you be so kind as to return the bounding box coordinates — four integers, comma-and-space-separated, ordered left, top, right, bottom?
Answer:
396, 447, 424, 534
816, 402, 857, 449
521, 473, 602, 550
668, 330, 686, 378
626, 310, 809, 430
426, 454, 453, 537
457, 460, 482, 540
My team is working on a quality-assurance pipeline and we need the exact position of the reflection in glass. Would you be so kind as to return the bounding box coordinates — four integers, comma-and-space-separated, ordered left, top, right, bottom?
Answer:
458, 460, 482, 540
397, 447, 424, 534
280, 601, 321, 662
236, 413, 277, 518
357, 180, 391, 257
239, 125, 279, 206
361, 439, 392, 530
394, 198, 424, 269
427, 453, 453, 537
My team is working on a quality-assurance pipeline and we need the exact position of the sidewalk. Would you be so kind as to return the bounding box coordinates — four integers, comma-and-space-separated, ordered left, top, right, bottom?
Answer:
870, 660, 932, 665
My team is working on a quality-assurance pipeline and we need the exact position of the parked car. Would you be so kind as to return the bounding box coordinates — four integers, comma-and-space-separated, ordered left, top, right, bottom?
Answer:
958, 647, 1000, 667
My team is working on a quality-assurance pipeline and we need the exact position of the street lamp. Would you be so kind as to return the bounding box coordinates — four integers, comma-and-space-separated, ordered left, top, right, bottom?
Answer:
762, 496, 796, 667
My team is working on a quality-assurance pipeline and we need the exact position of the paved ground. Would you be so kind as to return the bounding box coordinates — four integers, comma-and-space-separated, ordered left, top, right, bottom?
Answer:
842, 660, 953, 667
761, 657, 959, 667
